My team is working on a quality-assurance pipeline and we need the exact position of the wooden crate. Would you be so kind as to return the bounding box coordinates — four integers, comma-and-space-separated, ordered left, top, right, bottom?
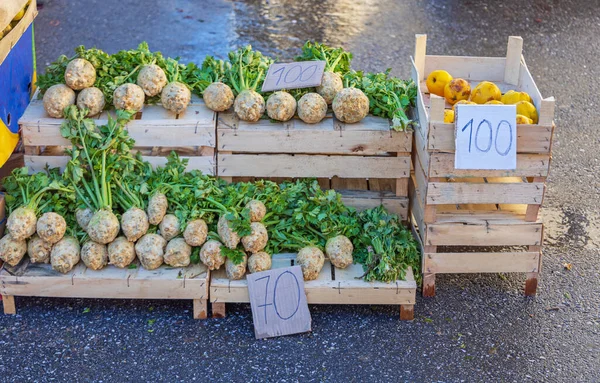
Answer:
410, 35, 555, 297
210, 253, 417, 320
217, 112, 412, 220
0, 259, 210, 319
19, 93, 217, 175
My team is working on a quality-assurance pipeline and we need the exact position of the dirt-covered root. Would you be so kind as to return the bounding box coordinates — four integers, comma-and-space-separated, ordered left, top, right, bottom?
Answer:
147, 193, 168, 225
234, 89, 265, 122
64, 58, 96, 90
325, 235, 353, 269
27, 234, 52, 264
161, 82, 191, 114
159, 214, 180, 241
332, 88, 370, 123
316, 72, 343, 104
77, 87, 105, 116
135, 234, 167, 270
217, 215, 240, 249
137, 64, 168, 97
246, 200, 266, 222
7, 206, 37, 241
50, 236, 81, 274
203, 82, 234, 112
76, 208, 94, 232
43, 84, 76, 118
199, 240, 225, 270
121, 207, 149, 242
87, 209, 120, 245
226, 255, 248, 280
164, 238, 192, 267
81, 241, 108, 270
0, 234, 27, 266
108, 236, 136, 268
113, 83, 145, 111
296, 246, 325, 281
297, 93, 327, 124
36, 212, 67, 244
241, 222, 268, 254
248, 252, 271, 273
266, 91, 297, 121
183, 219, 208, 247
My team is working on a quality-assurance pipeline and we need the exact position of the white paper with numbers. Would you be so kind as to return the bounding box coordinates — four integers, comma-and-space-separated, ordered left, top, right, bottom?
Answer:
261, 61, 326, 92
455, 104, 517, 170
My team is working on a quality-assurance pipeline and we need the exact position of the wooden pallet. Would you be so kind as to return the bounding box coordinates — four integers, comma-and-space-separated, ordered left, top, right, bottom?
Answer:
19, 93, 217, 175
0, 259, 210, 319
210, 253, 416, 320
410, 35, 555, 297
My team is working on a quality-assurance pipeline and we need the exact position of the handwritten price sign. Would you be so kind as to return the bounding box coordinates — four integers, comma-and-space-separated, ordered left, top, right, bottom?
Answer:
261, 61, 326, 92
455, 104, 517, 170
247, 266, 311, 339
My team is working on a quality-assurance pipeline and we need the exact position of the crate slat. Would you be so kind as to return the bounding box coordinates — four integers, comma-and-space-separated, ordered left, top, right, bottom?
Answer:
429, 153, 550, 178
424, 251, 540, 274
425, 222, 543, 246
426, 181, 545, 205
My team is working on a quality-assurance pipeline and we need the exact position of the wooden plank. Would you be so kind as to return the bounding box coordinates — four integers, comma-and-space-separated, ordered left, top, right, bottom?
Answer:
193, 299, 208, 319
400, 305, 414, 320
339, 190, 408, 220
0, 0, 29, 32
331, 177, 369, 191
423, 252, 540, 274
425, 222, 543, 246
2, 295, 15, 314
538, 97, 556, 126
429, 95, 445, 123
504, 36, 523, 85
211, 302, 226, 318
0, 0, 37, 65
413, 122, 430, 175
408, 177, 426, 239
414, 34, 427, 82
411, 58, 429, 141
424, 56, 507, 82
426, 181, 545, 205
217, 154, 410, 179
429, 153, 550, 178
422, 273, 435, 297
518, 59, 544, 111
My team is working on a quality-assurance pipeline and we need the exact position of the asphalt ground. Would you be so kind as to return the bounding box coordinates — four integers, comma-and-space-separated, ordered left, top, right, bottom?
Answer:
1, 0, 599, 382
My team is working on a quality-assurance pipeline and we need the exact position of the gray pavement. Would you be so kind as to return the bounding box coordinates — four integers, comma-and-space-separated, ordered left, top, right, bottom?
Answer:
2, 0, 600, 381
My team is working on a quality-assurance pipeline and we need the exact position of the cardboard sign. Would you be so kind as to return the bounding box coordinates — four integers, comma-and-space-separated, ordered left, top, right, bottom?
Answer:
261, 61, 326, 92
247, 266, 311, 339
455, 104, 517, 170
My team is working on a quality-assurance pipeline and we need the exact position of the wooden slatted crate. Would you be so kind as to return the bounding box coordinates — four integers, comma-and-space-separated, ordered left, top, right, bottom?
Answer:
0, 259, 209, 319
410, 35, 555, 297
217, 112, 412, 220
19, 93, 217, 175
210, 253, 416, 320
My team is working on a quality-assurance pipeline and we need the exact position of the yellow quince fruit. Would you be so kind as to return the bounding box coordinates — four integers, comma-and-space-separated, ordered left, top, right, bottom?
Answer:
444, 78, 471, 105
444, 109, 455, 123
426, 70, 453, 97
516, 101, 538, 124
470, 81, 502, 104
501, 90, 532, 104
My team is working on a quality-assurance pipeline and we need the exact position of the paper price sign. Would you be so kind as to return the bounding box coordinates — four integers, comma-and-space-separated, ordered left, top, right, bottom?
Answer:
455, 104, 517, 170
247, 266, 311, 339
261, 61, 326, 92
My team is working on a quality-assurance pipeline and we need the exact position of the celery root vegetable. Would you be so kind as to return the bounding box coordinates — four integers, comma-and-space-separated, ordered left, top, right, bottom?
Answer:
248, 251, 271, 273
27, 234, 53, 264
43, 84, 76, 118
76, 208, 94, 231
325, 235, 353, 269
147, 193, 168, 225
0, 234, 27, 267
7, 206, 37, 241
159, 214, 180, 241
135, 233, 166, 270
36, 212, 67, 244
203, 82, 234, 112
51, 236, 81, 273
317, 72, 343, 104
87, 209, 120, 244
199, 240, 225, 270
137, 64, 167, 97
64, 58, 96, 90
161, 82, 191, 114
234, 90, 265, 122
332, 87, 369, 123
113, 83, 145, 111
241, 222, 268, 254
246, 200, 266, 222
114, 178, 149, 242
108, 236, 136, 268
297, 93, 327, 124
164, 238, 191, 267
226, 254, 247, 280
81, 241, 108, 270
217, 215, 240, 250
77, 87, 105, 117
183, 219, 208, 247
266, 91, 296, 121
121, 207, 149, 242
296, 246, 325, 281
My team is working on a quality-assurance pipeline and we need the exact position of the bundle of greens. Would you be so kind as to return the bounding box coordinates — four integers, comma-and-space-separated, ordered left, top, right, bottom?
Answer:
195, 56, 235, 112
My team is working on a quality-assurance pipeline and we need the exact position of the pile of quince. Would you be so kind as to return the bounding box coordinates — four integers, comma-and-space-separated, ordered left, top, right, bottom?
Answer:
426, 70, 538, 124
0, 3, 27, 40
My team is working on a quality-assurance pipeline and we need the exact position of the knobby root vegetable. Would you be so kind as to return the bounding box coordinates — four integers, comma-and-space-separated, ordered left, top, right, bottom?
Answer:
77, 87, 105, 116
183, 219, 208, 247
234, 89, 265, 122
248, 251, 271, 273
241, 222, 268, 254
147, 193, 168, 225
203, 82, 234, 112
87, 209, 120, 244
332, 87, 369, 123
81, 241, 108, 270
76, 208, 94, 231
226, 255, 247, 280
7, 206, 37, 240
246, 200, 266, 222
325, 235, 353, 269
113, 83, 145, 111
266, 91, 296, 121
217, 215, 240, 249
296, 246, 325, 281
137, 64, 167, 97
316, 72, 343, 104
135, 233, 166, 270
161, 82, 191, 114
27, 234, 52, 264
159, 214, 180, 241
64, 58, 96, 90
51, 236, 80, 274
297, 93, 327, 124
164, 238, 191, 267
108, 236, 136, 268
36, 212, 66, 244
0, 234, 27, 266
199, 240, 225, 270
43, 84, 75, 118
121, 207, 149, 242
